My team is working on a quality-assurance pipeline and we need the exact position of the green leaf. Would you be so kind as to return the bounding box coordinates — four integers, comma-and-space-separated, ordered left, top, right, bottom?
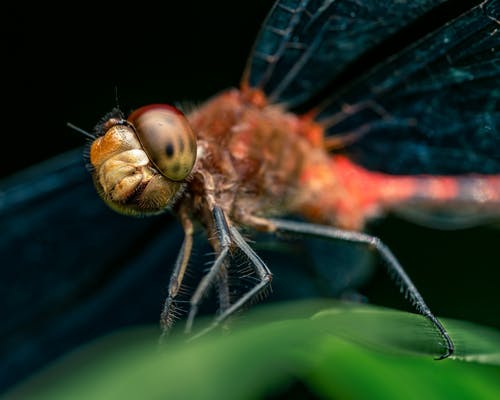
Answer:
5, 300, 500, 400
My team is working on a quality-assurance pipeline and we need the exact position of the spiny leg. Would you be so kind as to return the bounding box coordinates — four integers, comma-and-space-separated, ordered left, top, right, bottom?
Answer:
185, 249, 230, 333
216, 259, 231, 314
185, 206, 232, 334
213, 212, 232, 314
267, 218, 454, 360
188, 207, 273, 340
159, 209, 194, 340
225, 225, 273, 317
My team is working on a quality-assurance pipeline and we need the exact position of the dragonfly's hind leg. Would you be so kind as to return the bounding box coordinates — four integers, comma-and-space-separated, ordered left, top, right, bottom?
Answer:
266, 218, 454, 360
187, 206, 272, 339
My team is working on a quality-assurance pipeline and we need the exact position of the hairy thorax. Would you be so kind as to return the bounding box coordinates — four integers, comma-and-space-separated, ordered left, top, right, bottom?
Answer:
182, 89, 327, 228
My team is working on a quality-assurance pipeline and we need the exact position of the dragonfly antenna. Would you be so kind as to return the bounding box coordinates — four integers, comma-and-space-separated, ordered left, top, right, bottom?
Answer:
66, 122, 94, 139
114, 85, 121, 110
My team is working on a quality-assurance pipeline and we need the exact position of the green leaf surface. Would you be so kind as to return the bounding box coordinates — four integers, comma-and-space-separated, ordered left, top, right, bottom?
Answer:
5, 300, 500, 400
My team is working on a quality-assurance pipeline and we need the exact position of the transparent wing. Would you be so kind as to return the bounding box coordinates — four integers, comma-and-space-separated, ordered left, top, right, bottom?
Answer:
0, 149, 182, 391
243, 0, 447, 107
318, 0, 500, 174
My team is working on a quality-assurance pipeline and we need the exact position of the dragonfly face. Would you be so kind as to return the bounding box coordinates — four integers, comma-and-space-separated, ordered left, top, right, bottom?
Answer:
88, 105, 196, 215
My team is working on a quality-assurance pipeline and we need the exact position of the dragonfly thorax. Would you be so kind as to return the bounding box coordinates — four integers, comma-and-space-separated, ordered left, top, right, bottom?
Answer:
183, 89, 314, 228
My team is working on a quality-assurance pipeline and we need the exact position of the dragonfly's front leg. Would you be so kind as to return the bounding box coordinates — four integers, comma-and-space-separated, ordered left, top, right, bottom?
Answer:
215, 259, 231, 315
159, 207, 194, 340
186, 206, 273, 339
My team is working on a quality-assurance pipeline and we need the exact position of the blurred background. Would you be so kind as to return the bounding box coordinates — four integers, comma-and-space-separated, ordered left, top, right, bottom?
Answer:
1, 0, 498, 393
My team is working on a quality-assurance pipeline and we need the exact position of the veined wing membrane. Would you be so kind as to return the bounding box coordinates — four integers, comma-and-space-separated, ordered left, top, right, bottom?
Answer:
243, 0, 448, 107
317, 0, 500, 175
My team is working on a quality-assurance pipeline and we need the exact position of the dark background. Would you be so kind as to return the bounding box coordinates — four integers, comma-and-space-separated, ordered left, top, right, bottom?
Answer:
2, 2, 275, 178
1, 0, 498, 377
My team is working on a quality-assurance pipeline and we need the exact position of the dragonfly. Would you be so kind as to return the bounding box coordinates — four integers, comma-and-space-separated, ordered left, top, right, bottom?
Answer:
1, 0, 499, 392
80, 0, 500, 354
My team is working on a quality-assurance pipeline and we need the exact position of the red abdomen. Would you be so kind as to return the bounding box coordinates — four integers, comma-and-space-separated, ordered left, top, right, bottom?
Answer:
297, 148, 500, 230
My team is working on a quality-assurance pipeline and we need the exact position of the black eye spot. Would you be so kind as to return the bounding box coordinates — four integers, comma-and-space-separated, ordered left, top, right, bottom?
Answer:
165, 142, 175, 158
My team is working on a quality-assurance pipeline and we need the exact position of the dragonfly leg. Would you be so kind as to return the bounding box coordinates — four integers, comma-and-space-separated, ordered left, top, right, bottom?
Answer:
184, 248, 230, 334
159, 209, 194, 340
216, 259, 231, 314
267, 218, 454, 360
188, 207, 273, 340
184, 206, 233, 334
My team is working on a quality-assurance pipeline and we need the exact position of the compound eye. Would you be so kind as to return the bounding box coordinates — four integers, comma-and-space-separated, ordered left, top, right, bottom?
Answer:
128, 104, 197, 181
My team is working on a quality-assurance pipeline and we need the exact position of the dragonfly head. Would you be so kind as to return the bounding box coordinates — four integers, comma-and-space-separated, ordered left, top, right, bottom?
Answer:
87, 104, 197, 216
